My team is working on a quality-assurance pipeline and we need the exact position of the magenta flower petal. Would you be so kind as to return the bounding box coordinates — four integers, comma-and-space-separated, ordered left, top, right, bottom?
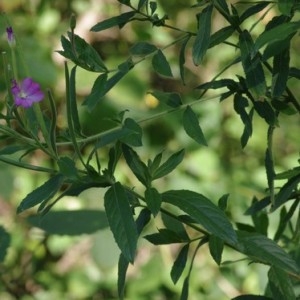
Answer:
6, 27, 15, 46
11, 78, 44, 108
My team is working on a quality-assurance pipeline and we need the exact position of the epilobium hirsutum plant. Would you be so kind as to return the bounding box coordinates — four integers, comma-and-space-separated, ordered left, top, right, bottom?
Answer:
1, 1, 300, 299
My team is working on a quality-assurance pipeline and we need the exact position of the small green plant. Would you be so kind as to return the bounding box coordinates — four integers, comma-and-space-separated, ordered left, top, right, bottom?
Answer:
1, 1, 300, 299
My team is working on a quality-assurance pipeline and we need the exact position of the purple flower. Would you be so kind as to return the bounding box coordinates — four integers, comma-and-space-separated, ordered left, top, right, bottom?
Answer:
11, 78, 44, 108
6, 27, 15, 46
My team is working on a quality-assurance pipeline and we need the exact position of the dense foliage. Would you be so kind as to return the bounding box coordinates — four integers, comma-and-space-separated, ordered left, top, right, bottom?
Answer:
0, 0, 300, 299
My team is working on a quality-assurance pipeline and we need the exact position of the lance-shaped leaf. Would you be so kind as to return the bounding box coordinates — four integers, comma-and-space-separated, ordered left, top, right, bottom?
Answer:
192, 4, 213, 65
272, 45, 290, 98
118, 208, 151, 299
171, 244, 189, 284
209, 235, 224, 265
91, 11, 135, 32
278, 0, 295, 16
240, 2, 270, 23
152, 49, 173, 77
28, 210, 109, 235
150, 90, 182, 108
233, 94, 253, 148
239, 30, 266, 99
152, 149, 185, 180
209, 26, 234, 48
268, 266, 296, 300
254, 21, 300, 51
237, 231, 300, 274
183, 106, 207, 146
104, 182, 138, 263
122, 144, 150, 187
162, 190, 238, 245
145, 187, 161, 216
144, 228, 190, 245
17, 174, 64, 213
130, 42, 157, 55
272, 174, 300, 211
0, 226, 10, 262
232, 295, 272, 300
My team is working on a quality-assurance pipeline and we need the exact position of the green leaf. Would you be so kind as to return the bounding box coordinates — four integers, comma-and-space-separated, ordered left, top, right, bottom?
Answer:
145, 187, 161, 216
0, 145, 28, 155
152, 149, 185, 180
180, 276, 189, 300
209, 235, 224, 265
90, 11, 135, 31
117, 208, 151, 300
237, 231, 300, 274
17, 174, 64, 213
162, 212, 189, 240
57, 156, 79, 180
152, 49, 173, 77
251, 210, 269, 236
83, 73, 107, 111
272, 46, 290, 98
179, 35, 191, 84
192, 4, 213, 65
240, 2, 270, 23
171, 244, 189, 284
278, 0, 295, 16
268, 266, 296, 300
27, 210, 109, 235
96, 128, 129, 148
239, 30, 266, 99
209, 26, 234, 48
118, 254, 128, 300
122, 144, 150, 186
129, 42, 157, 55
255, 21, 300, 51
218, 194, 229, 211
144, 228, 189, 245
233, 94, 253, 148
272, 174, 300, 211
212, 0, 230, 20
196, 78, 240, 91
120, 118, 143, 147
0, 226, 10, 262
253, 101, 276, 126
84, 65, 132, 111
232, 295, 272, 300
58, 32, 107, 72
183, 106, 207, 146
150, 90, 182, 108
162, 190, 238, 245
104, 182, 138, 263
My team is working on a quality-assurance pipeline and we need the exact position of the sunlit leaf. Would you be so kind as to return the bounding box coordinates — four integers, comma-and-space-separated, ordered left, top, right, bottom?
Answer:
17, 174, 64, 213
192, 4, 213, 65
104, 182, 138, 263
162, 190, 238, 245
183, 106, 207, 146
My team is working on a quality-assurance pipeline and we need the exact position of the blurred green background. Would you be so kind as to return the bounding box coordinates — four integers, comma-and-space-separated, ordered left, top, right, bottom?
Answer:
0, 0, 299, 299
